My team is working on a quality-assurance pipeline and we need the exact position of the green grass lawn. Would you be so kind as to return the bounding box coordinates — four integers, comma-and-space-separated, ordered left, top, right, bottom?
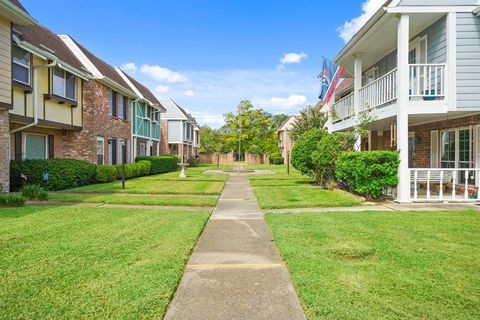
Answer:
0, 206, 209, 319
247, 165, 359, 209
65, 179, 225, 195
48, 193, 217, 207
265, 210, 480, 319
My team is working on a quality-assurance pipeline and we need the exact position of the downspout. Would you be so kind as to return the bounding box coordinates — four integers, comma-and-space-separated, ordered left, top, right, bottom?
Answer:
10, 61, 57, 134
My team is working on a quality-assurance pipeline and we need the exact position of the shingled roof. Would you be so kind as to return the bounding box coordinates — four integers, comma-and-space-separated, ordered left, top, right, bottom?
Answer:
8, 0, 28, 13
14, 24, 85, 71
70, 38, 132, 90
122, 72, 160, 106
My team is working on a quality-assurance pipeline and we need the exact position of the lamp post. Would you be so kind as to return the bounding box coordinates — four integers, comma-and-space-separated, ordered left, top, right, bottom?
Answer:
121, 140, 126, 189
238, 126, 242, 162
287, 151, 290, 176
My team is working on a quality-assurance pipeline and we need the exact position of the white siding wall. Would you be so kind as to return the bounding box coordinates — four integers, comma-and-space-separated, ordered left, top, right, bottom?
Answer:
168, 120, 183, 143
456, 12, 480, 109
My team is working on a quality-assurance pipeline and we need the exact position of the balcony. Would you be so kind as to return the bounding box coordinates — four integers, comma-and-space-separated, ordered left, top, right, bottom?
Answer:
331, 64, 446, 124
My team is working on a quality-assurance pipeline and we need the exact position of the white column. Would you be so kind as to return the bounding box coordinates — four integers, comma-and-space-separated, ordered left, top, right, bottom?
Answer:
396, 13, 411, 203
353, 54, 363, 151
446, 12, 457, 110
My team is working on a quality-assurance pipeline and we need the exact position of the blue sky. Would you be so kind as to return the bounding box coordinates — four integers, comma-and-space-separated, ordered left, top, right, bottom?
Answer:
22, 0, 381, 127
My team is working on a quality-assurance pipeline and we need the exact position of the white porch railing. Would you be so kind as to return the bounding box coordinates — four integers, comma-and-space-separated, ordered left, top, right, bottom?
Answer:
410, 168, 480, 202
331, 92, 354, 122
359, 68, 397, 113
409, 64, 446, 98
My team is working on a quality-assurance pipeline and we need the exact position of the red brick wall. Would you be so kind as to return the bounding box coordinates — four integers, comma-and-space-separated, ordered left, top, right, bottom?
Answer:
63, 80, 131, 164
0, 109, 10, 192
160, 119, 169, 154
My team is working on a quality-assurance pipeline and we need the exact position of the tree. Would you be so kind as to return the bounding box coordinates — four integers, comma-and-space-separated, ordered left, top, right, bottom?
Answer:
199, 125, 226, 153
290, 107, 327, 142
222, 100, 279, 156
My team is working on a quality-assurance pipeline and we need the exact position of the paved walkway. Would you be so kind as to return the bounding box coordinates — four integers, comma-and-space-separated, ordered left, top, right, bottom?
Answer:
164, 167, 306, 320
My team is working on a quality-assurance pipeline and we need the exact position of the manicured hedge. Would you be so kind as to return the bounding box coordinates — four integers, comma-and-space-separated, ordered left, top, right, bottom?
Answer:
269, 152, 284, 165
0, 194, 25, 207
96, 165, 118, 183
10, 159, 96, 191
336, 151, 399, 199
114, 160, 151, 179
135, 156, 178, 174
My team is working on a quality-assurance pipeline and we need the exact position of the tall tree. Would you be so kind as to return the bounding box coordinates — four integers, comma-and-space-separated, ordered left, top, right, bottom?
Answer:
290, 106, 327, 142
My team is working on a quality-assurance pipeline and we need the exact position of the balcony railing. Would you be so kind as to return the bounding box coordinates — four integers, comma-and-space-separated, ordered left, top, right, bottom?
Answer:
409, 64, 446, 99
329, 64, 447, 125
410, 168, 480, 202
331, 92, 354, 122
359, 68, 397, 113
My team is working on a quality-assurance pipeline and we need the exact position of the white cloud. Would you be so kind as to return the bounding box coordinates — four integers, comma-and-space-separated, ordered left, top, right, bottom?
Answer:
140, 64, 187, 82
337, 0, 385, 43
278, 52, 307, 69
183, 90, 195, 97
120, 62, 137, 72
155, 85, 169, 93
268, 94, 309, 109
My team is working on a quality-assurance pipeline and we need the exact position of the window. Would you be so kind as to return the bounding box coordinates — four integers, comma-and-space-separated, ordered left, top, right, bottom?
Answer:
123, 97, 128, 120
13, 45, 31, 85
109, 90, 117, 117
23, 133, 47, 160
458, 129, 470, 169
441, 131, 456, 168
96, 137, 104, 164
139, 143, 146, 156
118, 94, 124, 119
53, 66, 76, 100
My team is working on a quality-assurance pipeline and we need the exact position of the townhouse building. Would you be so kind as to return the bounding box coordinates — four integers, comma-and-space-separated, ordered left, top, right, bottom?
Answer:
0, 0, 36, 192
0, 0, 167, 192
159, 99, 199, 163
323, 0, 480, 202
277, 116, 298, 161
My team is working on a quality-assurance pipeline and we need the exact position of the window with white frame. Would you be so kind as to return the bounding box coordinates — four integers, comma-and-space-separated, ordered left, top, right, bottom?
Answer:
441, 128, 472, 169
13, 45, 31, 85
139, 143, 146, 156
53, 66, 76, 100
118, 94, 125, 119
23, 133, 48, 160
96, 137, 104, 164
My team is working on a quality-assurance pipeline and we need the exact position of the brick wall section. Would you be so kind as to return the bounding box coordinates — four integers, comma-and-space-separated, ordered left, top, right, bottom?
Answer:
63, 80, 131, 164
199, 152, 234, 165
159, 119, 169, 154
369, 115, 480, 168
0, 109, 10, 192
9, 123, 65, 160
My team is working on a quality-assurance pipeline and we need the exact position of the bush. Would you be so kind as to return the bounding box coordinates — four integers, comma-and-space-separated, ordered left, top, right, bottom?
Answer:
135, 156, 178, 174
96, 165, 118, 183
336, 151, 399, 199
248, 145, 262, 154
10, 159, 96, 191
114, 160, 151, 180
291, 128, 327, 182
21, 184, 48, 201
269, 152, 284, 165
0, 194, 25, 207
311, 132, 355, 187
188, 156, 199, 167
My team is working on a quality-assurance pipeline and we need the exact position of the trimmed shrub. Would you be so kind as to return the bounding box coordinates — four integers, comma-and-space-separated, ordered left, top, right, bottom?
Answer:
0, 194, 26, 207
311, 132, 355, 187
114, 160, 151, 180
10, 159, 96, 191
291, 128, 327, 182
96, 165, 118, 183
135, 156, 178, 174
188, 156, 199, 167
336, 151, 399, 199
270, 153, 284, 165
21, 184, 48, 201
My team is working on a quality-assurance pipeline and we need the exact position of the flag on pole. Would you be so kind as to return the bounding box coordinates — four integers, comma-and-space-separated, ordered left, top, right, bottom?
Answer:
318, 57, 345, 103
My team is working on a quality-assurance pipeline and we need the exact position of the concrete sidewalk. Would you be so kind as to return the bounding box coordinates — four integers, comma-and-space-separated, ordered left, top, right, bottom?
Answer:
164, 169, 306, 320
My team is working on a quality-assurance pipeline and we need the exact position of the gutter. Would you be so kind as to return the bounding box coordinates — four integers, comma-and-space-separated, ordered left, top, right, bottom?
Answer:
0, 1, 36, 25
10, 61, 57, 134
473, 5, 480, 16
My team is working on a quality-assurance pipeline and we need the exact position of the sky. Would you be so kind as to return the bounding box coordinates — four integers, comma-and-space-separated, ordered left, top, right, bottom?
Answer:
21, 0, 385, 128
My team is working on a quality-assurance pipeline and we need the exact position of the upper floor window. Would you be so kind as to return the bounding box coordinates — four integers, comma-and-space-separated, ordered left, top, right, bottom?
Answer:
118, 94, 125, 119
109, 89, 117, 117
13, 45, 31, 85
53, 66, 76, 100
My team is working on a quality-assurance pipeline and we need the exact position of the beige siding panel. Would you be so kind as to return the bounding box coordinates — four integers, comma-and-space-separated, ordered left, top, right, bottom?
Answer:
0, 17, 11, 106
12, 88, 25, 116
72, 78, 82, 126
